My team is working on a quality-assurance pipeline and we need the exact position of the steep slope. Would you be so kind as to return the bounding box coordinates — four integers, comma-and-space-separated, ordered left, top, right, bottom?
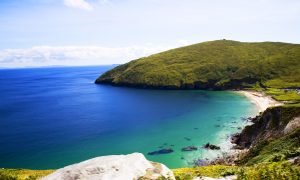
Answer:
95, 40, 300, 89
231, 105, 300, 166
232, 105, 300, 150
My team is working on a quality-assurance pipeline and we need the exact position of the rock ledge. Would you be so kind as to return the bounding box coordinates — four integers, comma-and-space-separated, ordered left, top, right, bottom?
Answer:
42, 153, 175, 180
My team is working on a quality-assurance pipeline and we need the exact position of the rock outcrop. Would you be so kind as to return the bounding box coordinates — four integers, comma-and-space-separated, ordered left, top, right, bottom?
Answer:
42, 153, 175, 180
203, 143, 221, 150
147, 148, 174, 155
284, 116, 300, 135
182, 146, 198, 151
232, 106, 300, 149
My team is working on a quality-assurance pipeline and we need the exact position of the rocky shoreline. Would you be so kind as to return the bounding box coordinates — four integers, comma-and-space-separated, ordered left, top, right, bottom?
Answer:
145, 90, 282, 167
201, 90, 285, 166
209, 92, 300, 168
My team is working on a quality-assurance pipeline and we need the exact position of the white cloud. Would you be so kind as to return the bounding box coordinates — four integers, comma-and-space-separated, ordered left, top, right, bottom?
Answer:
0, 45, 174, 68
64, 0, 94, 11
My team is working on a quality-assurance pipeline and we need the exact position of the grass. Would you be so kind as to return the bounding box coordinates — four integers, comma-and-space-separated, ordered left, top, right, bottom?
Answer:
0, 169, 54, 180
2, 162, 299, 180
96, 40, 300, 90
173, 161, 300, 180
173, 105, 300, 179
237, 161, 300, 180
265, 88, 300, 102
173, 165, 238, 179
236, 128, 300, 166
265, 78, 300, 89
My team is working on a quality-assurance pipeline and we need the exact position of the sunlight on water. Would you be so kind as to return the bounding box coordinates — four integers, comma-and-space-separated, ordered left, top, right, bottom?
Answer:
0, 66, 258, 169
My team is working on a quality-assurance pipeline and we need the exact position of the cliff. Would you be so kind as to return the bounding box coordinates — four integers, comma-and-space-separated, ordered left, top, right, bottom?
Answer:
232, 105, 300, 149
231, 105, 300, 166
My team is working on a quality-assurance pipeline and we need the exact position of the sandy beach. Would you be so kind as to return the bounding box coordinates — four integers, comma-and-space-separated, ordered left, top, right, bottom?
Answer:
209, 90, 284, 165
238, 90, 283, 112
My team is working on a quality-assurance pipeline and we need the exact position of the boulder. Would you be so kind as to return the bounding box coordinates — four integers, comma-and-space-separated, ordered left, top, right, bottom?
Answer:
182, 146, 198, 151
203, 143, 221, 150
193, 159, 209, 166
42, 153, 175, 180
284, 116, 300, 135
148, 148, 174, 155
184, 137, 191, 141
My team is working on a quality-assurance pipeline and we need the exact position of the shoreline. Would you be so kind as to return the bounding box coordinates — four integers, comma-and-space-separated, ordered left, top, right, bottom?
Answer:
237, 90, 283, 112
208, 90, 284, 165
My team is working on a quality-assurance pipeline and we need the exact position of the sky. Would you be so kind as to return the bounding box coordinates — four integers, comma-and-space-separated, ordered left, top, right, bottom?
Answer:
0, 0, 300, 68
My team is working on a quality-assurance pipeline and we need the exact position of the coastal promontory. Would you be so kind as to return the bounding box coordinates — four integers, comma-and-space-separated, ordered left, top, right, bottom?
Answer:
95, 40, 300, 90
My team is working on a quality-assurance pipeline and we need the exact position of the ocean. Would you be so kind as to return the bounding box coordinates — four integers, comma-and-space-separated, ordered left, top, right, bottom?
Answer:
0, 65, 258, 169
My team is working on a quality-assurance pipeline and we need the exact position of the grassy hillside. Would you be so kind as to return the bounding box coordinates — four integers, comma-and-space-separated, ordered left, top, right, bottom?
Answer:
173, 161, 300, 180
95, 40, 300, 90
0, 169, 54, 180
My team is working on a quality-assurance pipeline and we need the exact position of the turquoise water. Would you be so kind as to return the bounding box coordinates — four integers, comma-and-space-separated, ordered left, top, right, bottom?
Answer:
0, 66, 258, 169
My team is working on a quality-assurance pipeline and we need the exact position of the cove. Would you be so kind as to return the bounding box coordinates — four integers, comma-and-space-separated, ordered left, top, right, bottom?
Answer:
0, 66, 258, 169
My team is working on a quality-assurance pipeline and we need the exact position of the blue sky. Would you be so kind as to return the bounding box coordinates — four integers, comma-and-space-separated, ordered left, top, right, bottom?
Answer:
0, 0, 300, 67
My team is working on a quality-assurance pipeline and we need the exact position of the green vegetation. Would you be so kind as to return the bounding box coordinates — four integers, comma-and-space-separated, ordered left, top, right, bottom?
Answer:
7, 42, 300, 179
265, 88, 300, 102
173, 162, 300, 180
265, 78, 300, 89
174, 130, 300, 179
174, 105, 300, 179
232, 105, 300, 151
3, 162, 300, 180
236, 128, 300, 166
96, 40, 300, 90
0, 169, 54, 180
236, 161, 300, 180
173, 165, 238, 179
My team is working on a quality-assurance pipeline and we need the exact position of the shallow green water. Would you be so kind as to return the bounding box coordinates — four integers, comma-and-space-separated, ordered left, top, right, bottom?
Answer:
0, 66, 258, 169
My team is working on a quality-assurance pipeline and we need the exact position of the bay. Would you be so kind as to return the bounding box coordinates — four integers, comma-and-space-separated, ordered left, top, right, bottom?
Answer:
0, 66, 258, 169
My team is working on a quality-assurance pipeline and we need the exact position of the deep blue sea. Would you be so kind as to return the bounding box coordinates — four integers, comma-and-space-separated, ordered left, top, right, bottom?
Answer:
0, 66, 258, 169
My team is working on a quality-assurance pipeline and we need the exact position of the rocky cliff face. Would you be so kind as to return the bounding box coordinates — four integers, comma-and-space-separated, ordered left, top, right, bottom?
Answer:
232, 106, 300, 149
42, 153, 175, 180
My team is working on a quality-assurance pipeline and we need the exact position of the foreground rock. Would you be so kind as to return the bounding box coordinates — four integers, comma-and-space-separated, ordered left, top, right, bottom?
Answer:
42, 153, 175, 180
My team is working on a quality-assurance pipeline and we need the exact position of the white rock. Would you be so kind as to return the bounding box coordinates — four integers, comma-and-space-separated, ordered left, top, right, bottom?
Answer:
42, 153, 175, 180
284, 116, 300, 135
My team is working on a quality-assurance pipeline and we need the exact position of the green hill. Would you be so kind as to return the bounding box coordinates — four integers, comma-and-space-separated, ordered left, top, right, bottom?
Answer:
95, 40, 300, 90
